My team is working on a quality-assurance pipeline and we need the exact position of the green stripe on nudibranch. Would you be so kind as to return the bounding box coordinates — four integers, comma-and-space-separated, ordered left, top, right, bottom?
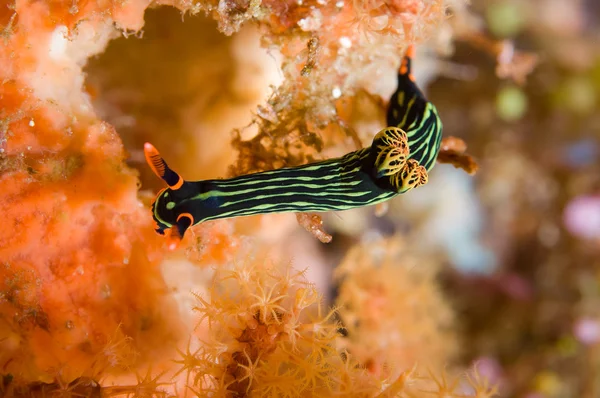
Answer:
145, 45, 444, 249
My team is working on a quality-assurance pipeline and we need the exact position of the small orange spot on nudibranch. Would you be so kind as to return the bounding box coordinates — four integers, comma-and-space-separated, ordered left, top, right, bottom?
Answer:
399, 45, 416, 82
399, 60, 408, 75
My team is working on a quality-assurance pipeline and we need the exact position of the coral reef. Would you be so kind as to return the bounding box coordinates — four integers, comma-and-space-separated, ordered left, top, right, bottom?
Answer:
1, 0, 474, 394
3, 0, 598, 396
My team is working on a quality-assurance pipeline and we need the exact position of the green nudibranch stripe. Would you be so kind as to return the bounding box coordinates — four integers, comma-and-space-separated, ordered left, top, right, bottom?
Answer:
390, 91, 443, 172
173, 147, 398, 225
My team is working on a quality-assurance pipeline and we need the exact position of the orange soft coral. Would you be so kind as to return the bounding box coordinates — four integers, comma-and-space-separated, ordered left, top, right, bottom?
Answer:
178, 257, 343, 396
0, 0, 187, 386
334, 237, 457, 377
172, 251, 499, 397
0, 111, 183, 382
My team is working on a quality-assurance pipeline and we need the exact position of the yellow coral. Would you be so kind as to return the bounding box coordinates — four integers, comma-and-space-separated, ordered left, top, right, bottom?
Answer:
171, 250, 499, 397
335, 237, 456, 376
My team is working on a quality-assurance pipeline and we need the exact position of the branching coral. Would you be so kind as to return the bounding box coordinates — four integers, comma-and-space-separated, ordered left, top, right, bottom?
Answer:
173, 252, 498, 397
0, 0, 499, 395
175, 257, 346, 396
437, 136, 479, 175
223, 0, 453, 176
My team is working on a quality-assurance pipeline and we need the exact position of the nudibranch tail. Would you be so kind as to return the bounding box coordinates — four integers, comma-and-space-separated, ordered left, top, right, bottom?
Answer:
399, 44, 416, 82
144, 142, 184, 190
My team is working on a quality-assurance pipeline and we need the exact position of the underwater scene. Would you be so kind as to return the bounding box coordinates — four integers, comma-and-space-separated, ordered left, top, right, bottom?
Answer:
1, 0, 599, 396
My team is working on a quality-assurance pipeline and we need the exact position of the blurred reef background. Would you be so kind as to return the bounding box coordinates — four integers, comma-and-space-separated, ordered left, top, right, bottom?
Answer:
1, 0, 599, 397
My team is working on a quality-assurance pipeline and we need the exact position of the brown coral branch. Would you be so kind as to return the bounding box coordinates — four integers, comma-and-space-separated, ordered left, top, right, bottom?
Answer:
436, 136, 479, 175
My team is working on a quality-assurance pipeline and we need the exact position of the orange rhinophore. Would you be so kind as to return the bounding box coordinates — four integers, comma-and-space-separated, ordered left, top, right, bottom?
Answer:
144, 142, 184, 190
144, 142, 192, 250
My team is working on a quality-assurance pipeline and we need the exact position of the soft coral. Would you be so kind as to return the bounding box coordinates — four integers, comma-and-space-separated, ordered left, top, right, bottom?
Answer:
175, 257, 343, 396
